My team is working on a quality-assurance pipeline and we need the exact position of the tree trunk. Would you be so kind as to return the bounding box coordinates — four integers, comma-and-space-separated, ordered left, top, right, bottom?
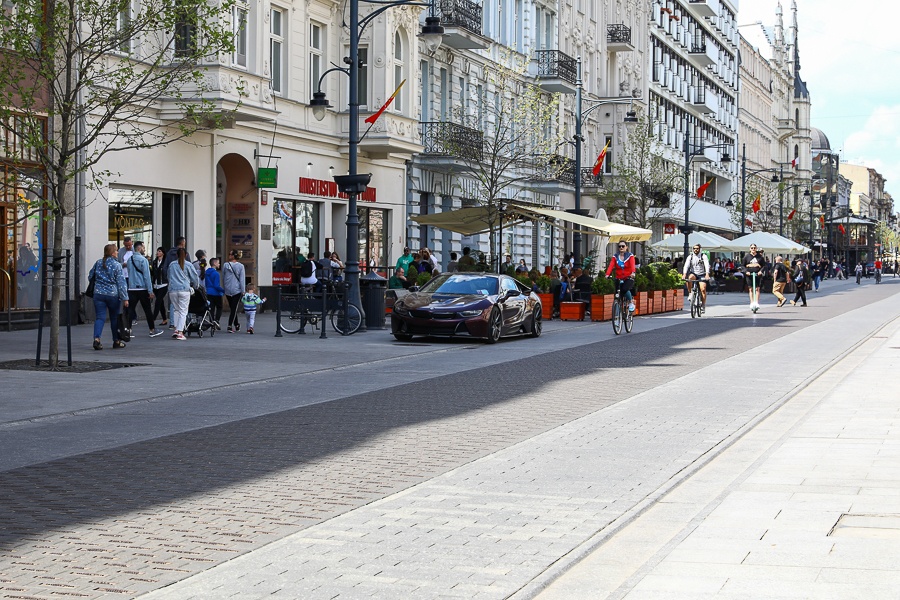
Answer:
48, 210, 65, 368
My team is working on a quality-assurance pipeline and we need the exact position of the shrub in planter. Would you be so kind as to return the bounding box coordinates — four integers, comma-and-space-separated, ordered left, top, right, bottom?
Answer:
590, 275, 615, 321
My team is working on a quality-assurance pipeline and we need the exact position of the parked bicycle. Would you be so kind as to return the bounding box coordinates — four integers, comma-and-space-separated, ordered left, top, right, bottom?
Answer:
279, 280, 362, 335
611, 278, 634, 335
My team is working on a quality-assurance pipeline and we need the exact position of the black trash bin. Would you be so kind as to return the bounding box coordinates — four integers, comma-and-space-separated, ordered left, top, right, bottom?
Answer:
359, 271, 387, 330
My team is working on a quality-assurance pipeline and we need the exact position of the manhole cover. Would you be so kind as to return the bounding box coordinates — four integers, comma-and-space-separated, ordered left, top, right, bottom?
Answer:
0, 359, 149, 373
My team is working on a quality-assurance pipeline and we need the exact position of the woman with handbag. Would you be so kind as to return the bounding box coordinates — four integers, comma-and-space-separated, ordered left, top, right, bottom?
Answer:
88, 244, 129, 350
222, 250, 246, 332
166, 247, 199, 341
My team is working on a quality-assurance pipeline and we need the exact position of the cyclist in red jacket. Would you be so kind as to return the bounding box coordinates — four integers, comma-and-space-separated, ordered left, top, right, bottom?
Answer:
606, 241, 637, 312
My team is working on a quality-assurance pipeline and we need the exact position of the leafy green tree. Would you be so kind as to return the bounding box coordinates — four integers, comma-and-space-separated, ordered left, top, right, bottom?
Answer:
0, 0, 239, 366
448, 53, 562, 270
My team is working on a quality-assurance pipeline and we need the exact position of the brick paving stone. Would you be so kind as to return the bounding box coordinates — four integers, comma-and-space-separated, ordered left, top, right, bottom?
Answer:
1, 285, 898, 599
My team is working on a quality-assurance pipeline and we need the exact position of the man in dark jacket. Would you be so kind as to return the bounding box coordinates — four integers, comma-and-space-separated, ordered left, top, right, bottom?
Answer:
791, 259, 810, 307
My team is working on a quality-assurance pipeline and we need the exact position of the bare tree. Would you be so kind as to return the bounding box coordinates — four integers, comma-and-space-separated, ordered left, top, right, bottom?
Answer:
0, 0, 238, 366
594, 112, 681, 260
448, 53, 562, 268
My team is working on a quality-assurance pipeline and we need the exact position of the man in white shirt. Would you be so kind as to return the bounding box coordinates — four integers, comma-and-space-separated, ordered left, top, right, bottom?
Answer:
683, 243, 711, 310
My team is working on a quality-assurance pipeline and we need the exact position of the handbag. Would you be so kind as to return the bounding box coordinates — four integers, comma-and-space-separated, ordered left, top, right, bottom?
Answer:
84, 272, 96, 298
189, 285, 195, 296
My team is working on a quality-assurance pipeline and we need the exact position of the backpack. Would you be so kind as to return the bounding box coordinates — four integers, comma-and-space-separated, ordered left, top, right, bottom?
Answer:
300, 260, 314, 278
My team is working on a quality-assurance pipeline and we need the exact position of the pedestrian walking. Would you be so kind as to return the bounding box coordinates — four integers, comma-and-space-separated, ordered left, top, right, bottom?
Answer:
150, 247, 169, 326
167, 247, 199, 341
790, 259, 809, 307
241, 284, 266, 334
205, 257, 224, 328
223, 250, 246, 332
126, 241, 164, 338
89, 244, 129, 350
772, 256, 789, 308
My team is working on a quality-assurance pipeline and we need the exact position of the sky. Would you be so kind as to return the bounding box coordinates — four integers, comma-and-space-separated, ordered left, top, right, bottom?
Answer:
736, 0, 900, 195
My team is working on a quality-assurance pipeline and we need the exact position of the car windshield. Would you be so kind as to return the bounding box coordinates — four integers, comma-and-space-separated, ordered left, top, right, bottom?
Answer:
420, 274, 499, 296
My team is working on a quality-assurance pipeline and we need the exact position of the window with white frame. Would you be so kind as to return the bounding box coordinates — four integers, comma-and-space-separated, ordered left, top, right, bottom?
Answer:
439, 67, 448, 120
420, 60, 430, 122
270, 7, 284, 93
358, 47, 369, 108
232, 3, 248, 67
310, 22, 325, 97
392, 32, 405, 113
173, 0, 197, 58
115, 0, 133, 53
535, 8, 554, 50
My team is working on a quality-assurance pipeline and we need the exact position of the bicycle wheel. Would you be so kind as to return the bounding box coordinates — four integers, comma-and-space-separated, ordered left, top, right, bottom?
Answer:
331, 304, 362, 335
279, 311, 305, 334
690, 289, 698, 318
624, 301, 634, 333
695, 288, 703, 318
612, 299, 623, 335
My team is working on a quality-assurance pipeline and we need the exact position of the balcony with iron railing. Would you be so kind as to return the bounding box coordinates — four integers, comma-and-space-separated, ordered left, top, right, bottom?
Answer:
419, 121, 484, 166
688, 33, 715, 68
607, 24, 634, 52
686, 0, 716, 18
437, 0, 489, 49
524, 155, 576, 191
533, 50, 577, 94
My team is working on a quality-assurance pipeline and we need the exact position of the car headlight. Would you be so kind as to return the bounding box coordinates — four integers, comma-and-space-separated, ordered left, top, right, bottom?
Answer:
393, 302, 409, 316
458, 309, 484, 317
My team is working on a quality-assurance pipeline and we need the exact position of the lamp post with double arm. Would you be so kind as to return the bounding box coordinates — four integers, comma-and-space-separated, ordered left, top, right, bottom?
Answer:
310, 1, 443, 327
572, 56, 637, 266
736, 144, 782, 235
682, 128, 731, 262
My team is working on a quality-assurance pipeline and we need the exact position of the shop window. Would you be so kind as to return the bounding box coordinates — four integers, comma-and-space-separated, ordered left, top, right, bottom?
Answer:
109, 188, 154, 247
273, 199, 319, 280
358, 206, 387, 272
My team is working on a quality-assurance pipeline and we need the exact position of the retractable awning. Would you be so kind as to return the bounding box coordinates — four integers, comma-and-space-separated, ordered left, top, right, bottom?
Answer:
411, 203, 652, 243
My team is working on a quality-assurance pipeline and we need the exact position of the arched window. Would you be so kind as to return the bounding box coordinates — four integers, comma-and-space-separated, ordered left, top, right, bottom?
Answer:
393, 31, 405, 113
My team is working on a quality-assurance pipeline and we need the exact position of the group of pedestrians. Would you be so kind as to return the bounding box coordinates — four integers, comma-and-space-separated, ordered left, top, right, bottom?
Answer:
88, 238, 260, 349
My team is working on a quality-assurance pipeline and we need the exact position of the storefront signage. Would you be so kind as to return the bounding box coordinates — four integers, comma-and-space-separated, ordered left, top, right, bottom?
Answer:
258, 168, 278, 189
231, 233, 254, 246
664, 223, 676, 234
299, 177, 377, 203
272, 272, 292, 285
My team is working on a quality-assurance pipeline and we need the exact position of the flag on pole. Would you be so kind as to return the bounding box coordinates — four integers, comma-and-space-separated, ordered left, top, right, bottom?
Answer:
591, 140, 611, 176
819, 215, 825, 228
745, 218, 753, 228
787, 209, 796, 220
751, 194, 761, 213
791, 157, 798, 169
695, 177, 713, 198
838, 224, 846, 235
364, 79, 406, 124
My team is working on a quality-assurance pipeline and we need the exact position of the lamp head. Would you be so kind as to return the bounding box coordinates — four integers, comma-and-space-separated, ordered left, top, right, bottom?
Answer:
770, 174, 780, 183
719, 152, 731, 164
803, 189, 811, 197
310, 91, 330, 121
623, 110, 638, 124
419, 16, 444, 54
725, 199, 734, 207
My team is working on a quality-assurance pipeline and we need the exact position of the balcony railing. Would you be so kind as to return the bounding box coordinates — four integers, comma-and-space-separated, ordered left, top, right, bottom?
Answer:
420, 121, 483, 162
525, 155, 575, 186
535, 50, 577, 85
690, 33, 706, 54
607, 24, 632, 45
437, 0, 482, 34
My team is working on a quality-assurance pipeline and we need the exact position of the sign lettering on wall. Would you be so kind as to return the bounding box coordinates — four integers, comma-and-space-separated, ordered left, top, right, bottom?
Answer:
298, 177, 377, 202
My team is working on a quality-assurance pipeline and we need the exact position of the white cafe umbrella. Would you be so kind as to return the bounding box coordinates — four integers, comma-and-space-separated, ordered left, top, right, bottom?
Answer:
720, 231, 810, 254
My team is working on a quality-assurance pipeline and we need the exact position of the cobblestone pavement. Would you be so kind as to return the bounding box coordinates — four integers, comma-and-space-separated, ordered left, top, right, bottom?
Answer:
0, 280, 897, 599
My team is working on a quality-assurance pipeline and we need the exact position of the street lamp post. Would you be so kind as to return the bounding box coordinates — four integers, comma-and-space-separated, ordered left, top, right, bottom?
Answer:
311, 0, 443, 328
572, 56, 636, 265
682, 127, 731, 262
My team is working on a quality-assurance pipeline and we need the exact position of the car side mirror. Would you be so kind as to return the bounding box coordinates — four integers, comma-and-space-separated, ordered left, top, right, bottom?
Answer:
408, 286, 419, 293
502, 289, 521, 299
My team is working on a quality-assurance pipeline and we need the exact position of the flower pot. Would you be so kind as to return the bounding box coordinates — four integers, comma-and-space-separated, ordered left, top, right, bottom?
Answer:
537, 293, 554, 320
646, 291, 657, 314
635, 291, 648, 315
590, 294, 614, 321
662, 289, 672, 312
674, 288, 684, 309
560, 301, 586, 321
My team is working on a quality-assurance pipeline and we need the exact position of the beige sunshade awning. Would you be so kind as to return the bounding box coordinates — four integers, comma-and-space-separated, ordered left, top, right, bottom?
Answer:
411, 206, 526, 236
508, 203, 652, 243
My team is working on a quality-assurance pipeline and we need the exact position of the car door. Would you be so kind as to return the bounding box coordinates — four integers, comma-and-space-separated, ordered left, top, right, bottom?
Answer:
498, 276, 526, 331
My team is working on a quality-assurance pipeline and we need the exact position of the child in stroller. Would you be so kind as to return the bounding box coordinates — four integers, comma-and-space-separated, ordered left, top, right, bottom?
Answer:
185, 285, 217, 337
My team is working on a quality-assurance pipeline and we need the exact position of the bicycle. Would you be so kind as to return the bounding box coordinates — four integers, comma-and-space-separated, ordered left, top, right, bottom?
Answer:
875, 269, 882, 284
279, 280, 362, 335
688, 278, 705, 318
610, 277, 634, 335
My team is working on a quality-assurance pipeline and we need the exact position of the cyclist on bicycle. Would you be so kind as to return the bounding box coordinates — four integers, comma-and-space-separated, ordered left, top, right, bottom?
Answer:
682, 243, 711, 311
605, 241, 636, 312
875, 258, 883, 283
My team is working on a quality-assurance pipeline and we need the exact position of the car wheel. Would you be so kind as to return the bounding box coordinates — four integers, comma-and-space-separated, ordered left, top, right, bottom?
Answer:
486, 307, 502, 344
529, 306, 542, 337
393, 333, 414, 342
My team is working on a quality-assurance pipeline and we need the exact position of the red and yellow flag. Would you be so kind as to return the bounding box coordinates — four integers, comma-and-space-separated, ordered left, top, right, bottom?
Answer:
838, 224, 846, 235
787, 209, 796, 220
695, 178, 713, 198
592, 140, 611, 176
751, 194, 761, 213
819, 215, 825, 228
365, 79, 406, 124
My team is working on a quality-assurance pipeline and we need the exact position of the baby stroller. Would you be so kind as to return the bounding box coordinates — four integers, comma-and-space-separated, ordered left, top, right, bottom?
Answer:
185, 286, 216, 337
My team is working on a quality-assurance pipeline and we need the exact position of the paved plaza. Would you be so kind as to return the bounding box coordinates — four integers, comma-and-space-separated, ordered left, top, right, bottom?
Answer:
0, 277, 898, 599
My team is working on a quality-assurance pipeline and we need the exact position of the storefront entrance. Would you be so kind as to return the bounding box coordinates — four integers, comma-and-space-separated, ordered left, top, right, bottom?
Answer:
272, 199, 319, 283
1, 167, 45, 310
217, 154, 257, 285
